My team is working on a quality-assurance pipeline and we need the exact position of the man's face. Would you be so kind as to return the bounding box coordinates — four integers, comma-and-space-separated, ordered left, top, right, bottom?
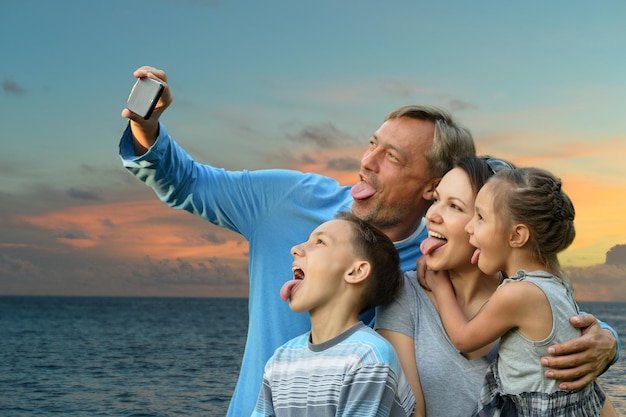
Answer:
351, 116, 436, 240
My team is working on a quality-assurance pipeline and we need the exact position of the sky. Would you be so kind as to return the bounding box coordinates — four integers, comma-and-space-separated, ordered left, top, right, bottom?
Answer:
1, 0, 625, 301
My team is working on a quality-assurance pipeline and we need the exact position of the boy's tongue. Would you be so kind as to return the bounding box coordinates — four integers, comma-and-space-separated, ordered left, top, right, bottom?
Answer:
471, 248, 481, 265
351, 181, 376, 200
420, 237, 447, 256
280, 279, 302, 301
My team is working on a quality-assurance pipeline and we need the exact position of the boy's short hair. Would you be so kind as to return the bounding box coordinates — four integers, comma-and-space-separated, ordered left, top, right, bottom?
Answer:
335, 211, 403, 313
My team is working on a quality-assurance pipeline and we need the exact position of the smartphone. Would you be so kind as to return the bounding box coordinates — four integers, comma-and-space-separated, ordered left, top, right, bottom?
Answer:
126, 77, 164, 120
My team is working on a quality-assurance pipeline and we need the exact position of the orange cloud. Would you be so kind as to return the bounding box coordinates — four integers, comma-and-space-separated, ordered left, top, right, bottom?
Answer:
13, 199, 249, 263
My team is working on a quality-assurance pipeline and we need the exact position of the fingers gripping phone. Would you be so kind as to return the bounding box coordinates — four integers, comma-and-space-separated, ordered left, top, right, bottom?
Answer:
126, 77, 164, 119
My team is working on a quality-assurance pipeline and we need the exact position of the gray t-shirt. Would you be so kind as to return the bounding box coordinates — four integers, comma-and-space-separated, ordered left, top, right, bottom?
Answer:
375, 272, 496, 417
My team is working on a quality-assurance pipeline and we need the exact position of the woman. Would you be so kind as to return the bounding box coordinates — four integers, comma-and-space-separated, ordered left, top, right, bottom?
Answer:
375, 156, 501, 417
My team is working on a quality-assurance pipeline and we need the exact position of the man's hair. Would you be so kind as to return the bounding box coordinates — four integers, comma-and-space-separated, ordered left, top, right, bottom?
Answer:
335, 211, 402, 313
385, 105, 476, 178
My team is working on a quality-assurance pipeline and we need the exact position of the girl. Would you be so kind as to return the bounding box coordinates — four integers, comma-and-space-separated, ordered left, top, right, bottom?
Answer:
426, 167, 606, 416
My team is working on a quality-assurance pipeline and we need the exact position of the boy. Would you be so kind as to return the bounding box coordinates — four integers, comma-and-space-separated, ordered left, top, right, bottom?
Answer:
251, 212, 416, 417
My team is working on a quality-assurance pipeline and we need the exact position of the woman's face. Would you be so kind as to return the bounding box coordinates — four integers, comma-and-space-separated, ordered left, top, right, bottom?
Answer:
423, 168, 478, 272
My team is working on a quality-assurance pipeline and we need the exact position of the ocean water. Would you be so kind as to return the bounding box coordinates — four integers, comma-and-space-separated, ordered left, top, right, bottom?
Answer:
0, 297, 247, 416
0, 297, 624, 416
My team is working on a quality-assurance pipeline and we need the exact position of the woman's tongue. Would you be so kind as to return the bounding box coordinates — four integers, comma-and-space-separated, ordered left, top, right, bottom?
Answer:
420, 237, 447, 256
280, 279, 302, 301
351, 181, 376, 200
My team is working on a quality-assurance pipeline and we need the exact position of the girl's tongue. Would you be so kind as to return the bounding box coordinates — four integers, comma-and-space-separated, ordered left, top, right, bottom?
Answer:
471, 248, 481, 265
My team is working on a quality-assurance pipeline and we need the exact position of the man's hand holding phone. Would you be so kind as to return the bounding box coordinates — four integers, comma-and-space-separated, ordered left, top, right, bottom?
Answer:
127, 77, 164, 120
122, 67, 172, 155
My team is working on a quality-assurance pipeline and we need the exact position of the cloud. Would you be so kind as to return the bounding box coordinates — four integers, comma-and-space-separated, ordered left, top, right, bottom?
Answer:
67, 187, 104, 201
565, 244, 626, 301
326, 156, 360, 172
286, 123, 357, 148
605, 244, 626, 265
0, 248, 249, 298
136, 255, 246, 287
2, 78, 26, 95
99, 219, 116, 229
446, 99, 478, 111
566, 264, 626, 302
271, 77, 444, 107
296, 153, 316, 165
0, 253, 41, 278
379, 80, 423, 99
55, 229, 89, 240
201, 231, 228, 245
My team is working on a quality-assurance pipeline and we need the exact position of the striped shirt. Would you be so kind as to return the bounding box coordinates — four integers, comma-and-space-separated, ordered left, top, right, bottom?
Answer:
251, 322, 415, 417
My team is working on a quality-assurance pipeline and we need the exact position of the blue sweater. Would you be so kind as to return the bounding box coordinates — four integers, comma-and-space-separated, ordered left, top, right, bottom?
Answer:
119, 123, 427, 417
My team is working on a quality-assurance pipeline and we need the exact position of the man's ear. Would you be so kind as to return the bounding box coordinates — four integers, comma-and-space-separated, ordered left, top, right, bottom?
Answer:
509, 223, 530, 248
421, 177, 441, 201
345, 261, 370, 284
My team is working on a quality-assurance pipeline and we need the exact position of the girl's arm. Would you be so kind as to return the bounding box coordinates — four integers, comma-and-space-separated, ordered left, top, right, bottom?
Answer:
426, 272, 540, 353
377, 330, 425, 417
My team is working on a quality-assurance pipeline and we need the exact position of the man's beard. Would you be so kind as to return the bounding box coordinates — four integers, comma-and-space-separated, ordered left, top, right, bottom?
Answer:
351, 198, 414, 230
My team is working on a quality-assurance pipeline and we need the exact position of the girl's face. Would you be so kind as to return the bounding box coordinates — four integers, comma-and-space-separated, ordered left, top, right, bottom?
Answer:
465, 181, 511, 275
423, 168, 478, 272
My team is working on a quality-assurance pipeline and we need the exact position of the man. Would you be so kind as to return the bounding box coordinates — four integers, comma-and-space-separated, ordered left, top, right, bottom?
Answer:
119, 66, 618, 417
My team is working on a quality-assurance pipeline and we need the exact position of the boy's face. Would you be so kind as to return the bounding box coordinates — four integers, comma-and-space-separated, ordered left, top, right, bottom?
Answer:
284, 219, 360, 314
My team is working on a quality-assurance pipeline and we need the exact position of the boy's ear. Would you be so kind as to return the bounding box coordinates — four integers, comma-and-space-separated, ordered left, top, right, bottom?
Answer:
345, 261, 370, 284
509, 223, 530, 248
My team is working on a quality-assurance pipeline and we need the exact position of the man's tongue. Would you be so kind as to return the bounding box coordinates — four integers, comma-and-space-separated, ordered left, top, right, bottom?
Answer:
280, 279, 302, 301
471, 248, 481, 265
420, 237, 447, 256
351, 181, 376, 200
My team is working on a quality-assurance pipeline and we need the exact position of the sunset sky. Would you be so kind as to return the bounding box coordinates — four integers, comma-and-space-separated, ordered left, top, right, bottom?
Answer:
1, 0, 625, 300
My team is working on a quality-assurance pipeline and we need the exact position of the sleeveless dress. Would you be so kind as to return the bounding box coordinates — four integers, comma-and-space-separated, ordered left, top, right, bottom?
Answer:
473, 270, 605, 417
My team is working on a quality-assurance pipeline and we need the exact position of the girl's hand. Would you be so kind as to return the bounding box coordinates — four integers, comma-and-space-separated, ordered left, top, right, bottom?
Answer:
425, 268, 453, 295
416, 256, 431, 291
